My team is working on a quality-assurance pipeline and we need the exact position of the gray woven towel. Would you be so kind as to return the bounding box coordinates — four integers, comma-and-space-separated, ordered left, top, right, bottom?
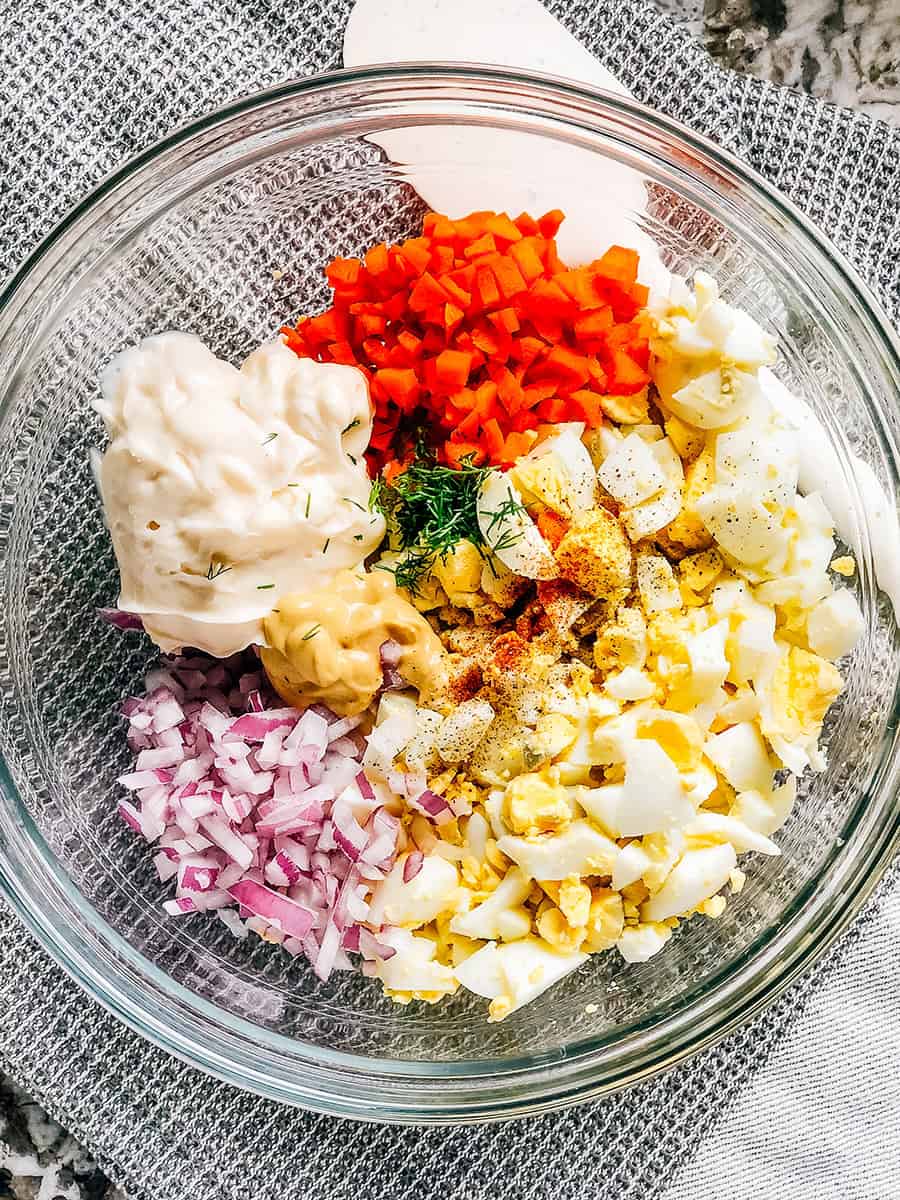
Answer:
2, 2, 899, 1199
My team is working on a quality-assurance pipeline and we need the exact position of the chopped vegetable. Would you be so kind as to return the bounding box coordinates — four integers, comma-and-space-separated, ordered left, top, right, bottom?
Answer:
282, 209, 651, 471
116, 653, 405, 981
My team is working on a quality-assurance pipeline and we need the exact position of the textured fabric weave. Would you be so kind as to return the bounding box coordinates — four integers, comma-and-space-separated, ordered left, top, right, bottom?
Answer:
1, 3, 899, 1199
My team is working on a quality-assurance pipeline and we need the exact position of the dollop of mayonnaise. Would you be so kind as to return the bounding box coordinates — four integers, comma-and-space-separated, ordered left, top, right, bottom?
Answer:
95, 333, 384, 656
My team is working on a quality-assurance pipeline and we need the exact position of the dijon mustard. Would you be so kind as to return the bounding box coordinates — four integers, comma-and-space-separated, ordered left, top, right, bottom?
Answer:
261, 569, 446, 716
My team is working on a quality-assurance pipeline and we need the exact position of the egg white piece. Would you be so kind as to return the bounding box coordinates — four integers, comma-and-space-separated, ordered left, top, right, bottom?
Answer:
704, 722, 775, 795
605, 666, 656, 702
611, 841, 653, 890
369, 854, 459, 928
454, 937, 587, 1016
730, 777, 798, 837
581, 740, 695, 837
599, 433, 667, 508
374, 929, 458, 993
477, 470, 557, 580
450, 867, 532, 941
686, 811, 780, 856
497, 820, 619, 879
683, 621, 730, 704
616, 922, 672, 963
694, 483, 790, 568
641, 843, 736, 922
806, 588, 864, 660
620, 438, 685, 540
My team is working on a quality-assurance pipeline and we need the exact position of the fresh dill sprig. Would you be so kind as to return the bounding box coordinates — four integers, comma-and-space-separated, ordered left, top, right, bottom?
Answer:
262, 432, 278, 445
301, 624, 321, 641
206, 558, 232, 581
322, 538, 330, 554
371, 453, 494, 593
256, 583, 275, 590
393, 456, 490, 555
368, 474, 390, 514
305, 493, 312, 519
342, 417, 361, 435
391, 545, 439, 595
483, 490, 527, 555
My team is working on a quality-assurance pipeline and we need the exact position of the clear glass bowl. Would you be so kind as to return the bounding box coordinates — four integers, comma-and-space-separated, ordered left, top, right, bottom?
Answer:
1, 65, 899, 1123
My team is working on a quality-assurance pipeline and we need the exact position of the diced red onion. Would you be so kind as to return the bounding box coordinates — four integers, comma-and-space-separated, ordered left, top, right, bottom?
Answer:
153, 850, 179, 882
98, 607, 145, 632
199, 814, 254, 870
358, 928, 397, 961
410, 789, 455, 826
403, 850, 425, 883
116, 652, 406, 982
228, 879, 315, 940
329, 736, 359, 757
118, 800, 142, 832
179, 860, 220, 893
342, 925, 361, 952
229, 711, 297, 740
379, 639, 403, 668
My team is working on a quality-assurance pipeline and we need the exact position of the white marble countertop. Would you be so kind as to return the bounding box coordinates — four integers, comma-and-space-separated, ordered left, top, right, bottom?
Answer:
2, 1, 898, 1198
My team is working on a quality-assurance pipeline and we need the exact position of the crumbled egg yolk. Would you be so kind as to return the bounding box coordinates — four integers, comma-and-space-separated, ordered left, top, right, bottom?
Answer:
764, 645, 844, 743
536, 904, 587, 952
830, 556, 856, 577
554, 508, 633, 602
432, 539, 485, 606
558, 874, 592, 927
678, 548, 724, 595
504, 770, 572, 837
662, 446, 716, 552
598, 387, 651, 426
593, 606, 647, 672
583, 889, 626, 952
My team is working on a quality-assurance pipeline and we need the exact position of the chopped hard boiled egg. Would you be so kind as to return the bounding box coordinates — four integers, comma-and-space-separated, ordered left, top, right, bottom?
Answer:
454, 937, 587, 1021
637, 554, 682, 615
504, 771, 573, 836
477, 470, 556, 580
450, 867, 532, 941
686, 811, 781, 856
497, 819, 619, 880
806, 589, 864, 660
368, 854, 460, 928
511, 425, 598, 517
374, 929, 458, 999
579, 739, 693, 837
598, 432, 667, 508
616, 922, 672, 964
641, 843, 737, 921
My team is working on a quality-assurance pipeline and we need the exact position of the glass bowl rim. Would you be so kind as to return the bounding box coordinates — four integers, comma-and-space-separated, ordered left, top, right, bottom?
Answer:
1, 62, 900, 1123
